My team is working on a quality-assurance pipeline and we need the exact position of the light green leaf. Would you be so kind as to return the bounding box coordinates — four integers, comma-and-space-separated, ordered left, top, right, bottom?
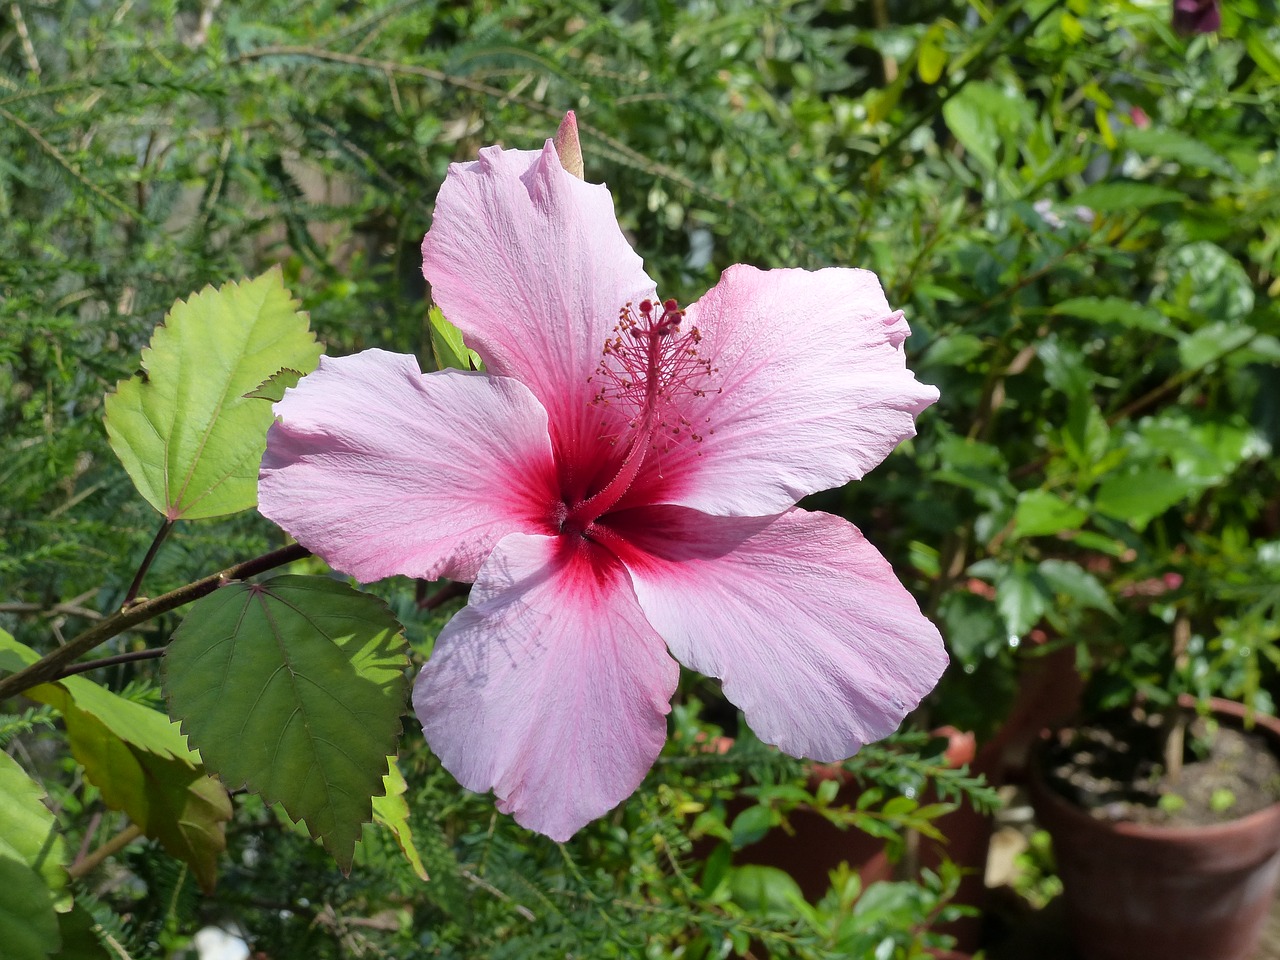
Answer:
0, 858, 61, 960
164, 576, 409, 869
942, 81, 1031, 172
1179, 322, 1257, 370
917, 23, 947, 84
428, 306, 482, 371
0, 632, 231, 893
1011, 490, 1088, 540
367, 758, 428, 881
730, 865, 809, 916
1052, 297, 1174, 336
104, 269, 323, 520
243, 367, 309, 402
1122, 128, 1235, 176
0, 751, 67, 899
1070, 182, 1184, 212
1094, 470, 1196, 528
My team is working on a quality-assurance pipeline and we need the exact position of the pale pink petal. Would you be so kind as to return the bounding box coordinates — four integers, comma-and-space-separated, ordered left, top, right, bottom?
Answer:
422, 142, 655, 502
622, 265, 939, 516
259, 350, 560, 583
608, 506, 947, 761
413, 532, 678, 841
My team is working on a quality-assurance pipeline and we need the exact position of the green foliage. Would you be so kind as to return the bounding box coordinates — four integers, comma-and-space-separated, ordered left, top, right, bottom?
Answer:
3, 0, 1279, 956
0, 630, 231, 894
104, 270, 323, 520
165, 576, 409, 869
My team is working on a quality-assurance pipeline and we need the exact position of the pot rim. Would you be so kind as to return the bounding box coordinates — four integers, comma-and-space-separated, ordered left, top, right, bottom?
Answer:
1030, 696, 1280, 841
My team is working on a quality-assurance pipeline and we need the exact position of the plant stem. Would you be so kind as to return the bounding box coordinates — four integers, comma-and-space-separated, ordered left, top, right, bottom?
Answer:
68, 823, 144, 880
123, 517, 174, 606
0, 543, 310, 700
1162, 613, 1192, 782
56, 647, 165, 679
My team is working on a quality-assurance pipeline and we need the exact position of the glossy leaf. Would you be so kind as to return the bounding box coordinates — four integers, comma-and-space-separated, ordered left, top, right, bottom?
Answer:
1011, 490, 1087, 540
104, 269, 323, 520
1094, 470, 1196, 528
164, 576, 409, 869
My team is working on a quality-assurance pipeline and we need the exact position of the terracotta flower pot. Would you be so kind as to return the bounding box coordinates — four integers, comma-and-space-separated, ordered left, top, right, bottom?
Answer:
1029, 698, 1280, 960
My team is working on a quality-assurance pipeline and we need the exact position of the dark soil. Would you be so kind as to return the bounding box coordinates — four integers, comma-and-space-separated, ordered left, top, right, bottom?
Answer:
1040, 707, 1280, 827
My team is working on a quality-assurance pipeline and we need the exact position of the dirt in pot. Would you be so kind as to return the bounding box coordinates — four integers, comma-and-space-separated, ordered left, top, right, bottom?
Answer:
1040, 707, 1280, 827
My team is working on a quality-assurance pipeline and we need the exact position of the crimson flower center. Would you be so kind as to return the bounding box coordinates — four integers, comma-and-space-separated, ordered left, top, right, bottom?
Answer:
562, 298, 717, 532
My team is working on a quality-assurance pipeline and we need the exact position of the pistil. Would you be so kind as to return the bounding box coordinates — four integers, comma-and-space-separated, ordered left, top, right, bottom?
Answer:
566, 299, 716, 530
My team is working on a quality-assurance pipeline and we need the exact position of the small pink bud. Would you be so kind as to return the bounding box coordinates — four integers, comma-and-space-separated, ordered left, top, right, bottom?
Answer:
554, 111, 585, 180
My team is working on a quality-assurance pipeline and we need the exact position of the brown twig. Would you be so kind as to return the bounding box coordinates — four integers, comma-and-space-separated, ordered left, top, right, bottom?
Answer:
123, 518, 174, 607
56, 648, 165, 679
0, 544, 310, 701
68, 823, 144, 880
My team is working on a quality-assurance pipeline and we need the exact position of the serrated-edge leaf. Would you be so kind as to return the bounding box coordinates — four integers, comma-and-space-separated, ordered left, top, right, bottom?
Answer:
244, 367, 308, 402
368, 757, 428, 881
164, 576, 409, 869
0, 632, 230, 892
104, 268, 323, 520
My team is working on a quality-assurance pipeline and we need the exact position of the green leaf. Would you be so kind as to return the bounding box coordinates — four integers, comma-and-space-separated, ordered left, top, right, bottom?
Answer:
916, 23, 946, 84
0, 632, 231, 893
428, 306, 482, 371
49, 902, 110, 960
1052, 297, 1174, 336
104, 269, 323, 520
1094, 470, 1196, 528
367, 758, 428, 881
1011, 490, 1088, 540
244, 367, 308, 402
0, 751, 67, 899
938, 592, 1002, 666
1069, 182, 1184, 212
1179, 322, 1257, 370
729, 805, 773, 849
942, 81, 1032, 172
729, 865, 808, 916
0, 858, 61, 960
1037, 559, 1118, 617
996, 566, 1049, 637
164, 576, 409, 869
1121, 128, 1235, 176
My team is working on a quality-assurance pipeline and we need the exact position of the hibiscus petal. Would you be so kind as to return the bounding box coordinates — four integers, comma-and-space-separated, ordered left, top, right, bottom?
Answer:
259, 350, 559, 583
413, 532, 678, 841
422, 142, 655, 499
626, 265, 939, 516
610, 506, 947, 762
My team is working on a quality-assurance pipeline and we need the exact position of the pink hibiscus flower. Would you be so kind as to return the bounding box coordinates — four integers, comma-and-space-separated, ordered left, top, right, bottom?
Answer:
259, 124, 946, 841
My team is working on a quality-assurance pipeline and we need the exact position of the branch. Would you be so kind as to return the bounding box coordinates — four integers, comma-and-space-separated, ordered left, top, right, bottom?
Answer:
0, 543, 310, 700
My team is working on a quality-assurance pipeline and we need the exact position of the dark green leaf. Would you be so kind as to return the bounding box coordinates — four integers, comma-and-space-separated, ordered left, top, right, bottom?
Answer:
165, 576, 409, 869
